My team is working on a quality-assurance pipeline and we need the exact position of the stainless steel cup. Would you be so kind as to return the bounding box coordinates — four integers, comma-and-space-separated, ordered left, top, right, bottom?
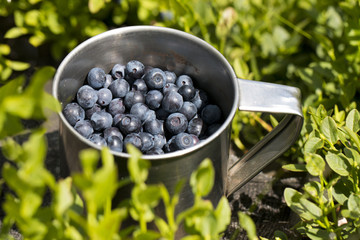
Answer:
53, 25, 303, 224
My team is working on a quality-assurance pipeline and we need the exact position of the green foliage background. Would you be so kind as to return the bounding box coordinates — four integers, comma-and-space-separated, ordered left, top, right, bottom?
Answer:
0, 0, 360, 239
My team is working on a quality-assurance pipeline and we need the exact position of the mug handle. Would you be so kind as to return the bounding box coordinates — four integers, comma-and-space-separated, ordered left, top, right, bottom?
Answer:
226, 79, 304, 196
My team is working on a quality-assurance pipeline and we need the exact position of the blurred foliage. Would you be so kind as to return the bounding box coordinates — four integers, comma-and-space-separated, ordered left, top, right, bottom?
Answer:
0, 0, 360, 239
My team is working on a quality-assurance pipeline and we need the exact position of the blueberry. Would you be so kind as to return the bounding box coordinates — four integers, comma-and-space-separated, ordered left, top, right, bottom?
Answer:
103, 127, 123, 141
153, 134, 166, 149
87, 67, 106, 89
124, 90, 145, 110
146, 147, 164, 155
187, 118, 204, 137
76, 85, 98, 109
130, 103, 150, 122
205, 123, 221, 137
143, 118, 164, 135
191, 89, 208, 110
201, 104, 222, 125
163, 135, 176, 153
190, 134, 200, 145
90, 111, 113, 131
85, 103, 102, 119
107, 135, 123, 152
139, 132, 155, 152
162, 83, 179, 95
97, 88, 112, 107
103, 74, 113, 88
155, 108, 170, 121
88, 133, 107, 147
132, 78, 148, 94
108, 98, 126, 116
143, 68, 167, 90
143, 109, 156, 124
125, 60, 145, 79
113, 113, 126, 127
145, 90, 163, 110
117, 114, 142, 135
63, 102, 85, 126
179, 101, 197, 120
162, 91, 183, 113
178, 85, 196, 101
74, 120, 94, 138
111, 63, 126, 79
164, 71, 177, 84
174, 132, 194, 150
165, 113, 188, 135
124, 133, 142, 152
176, 75, 193, 87
108, 79, 130, 98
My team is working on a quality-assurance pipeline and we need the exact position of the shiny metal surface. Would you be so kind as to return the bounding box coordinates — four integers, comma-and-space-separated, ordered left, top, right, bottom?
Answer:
53, 26, 303, 237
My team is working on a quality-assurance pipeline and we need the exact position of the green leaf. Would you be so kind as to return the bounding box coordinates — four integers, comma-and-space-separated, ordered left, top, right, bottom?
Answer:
325, 153, 351, 176
282, 164, 307, 172
137, 185, 162, 207
304, 137, 324, 153
127, 144, 150, 184
320, 116, 338, 145
8, 60, 30, 71
344, 147, 360, 165
332, 178, 352, 205
54, 177, 74, 217
24, 10, 40, 27
88, 0, 105, 13
0, 44, 11, 55
190, 158, 214, 197
29, 31, 46, 47
343, 126, 360, 150
305, 153, 325, 176
347, 193, 360, 219
214, 196, 231, 234
346, 109, 360, 133
238, 212, 258, 240
284, 188, 322, 221
4, 27, 28, 39
305, 227, 335, 240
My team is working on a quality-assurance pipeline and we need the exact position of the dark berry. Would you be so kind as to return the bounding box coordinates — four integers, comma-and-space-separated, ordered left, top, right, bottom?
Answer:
176, 75, 193, 87
165, 113, 188, 135
145, 90, 163, 110
191, 89, 208, 110
143, 68, 167, 90
97, 88, 112, 107
143, 118, 164, 135
111, 64, 126, 79
179, 101, 197, 120
155, 108, 170, 120
162, 91, 183, 113
87, 67, 106, 89
85, 103, 102, 119
117, 114, 142, 135
206, 123, 221, 137
139, 132, 155, 152
130, 103, 150, 122
187, 118, 204, 137
108, 98, 126, 116
132, 79, 148, 94
153, 134, 166, 149
107, 135, 123, 152
63, 102, 85, 126
108, 79, 130, 98
125, 60, 145, 79
90, 111, 113, 131
113, 113, 126, 127
146, 147, 164, 155
88, 133, 107, 147
143, 110, 156, 124
201, 104, 222, 125
103, 74, 113, 88
124, 133, 142, 151
162, 83, 178, 95
124, 90, 145, 110
178, 85, 196, 101
103, 127, 123, 141
74, 120, 94, 138
164, 71, 177, 84
77, 85, 98, 109
174, 132, 194, 150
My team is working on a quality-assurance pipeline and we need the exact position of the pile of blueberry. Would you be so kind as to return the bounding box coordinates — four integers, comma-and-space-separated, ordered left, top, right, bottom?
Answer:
62, 60, 223, 155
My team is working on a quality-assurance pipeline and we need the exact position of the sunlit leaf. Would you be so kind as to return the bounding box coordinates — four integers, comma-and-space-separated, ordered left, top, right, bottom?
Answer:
325, 153, 351, 176
238, 212, 258, 240
190, 158, 214, 197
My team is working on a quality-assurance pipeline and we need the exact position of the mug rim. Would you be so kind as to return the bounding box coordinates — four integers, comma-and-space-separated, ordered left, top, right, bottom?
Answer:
52, 25, 239, 160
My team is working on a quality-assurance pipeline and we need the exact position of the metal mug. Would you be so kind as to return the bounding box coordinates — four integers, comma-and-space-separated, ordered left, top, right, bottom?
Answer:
52, 25, 303, 225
